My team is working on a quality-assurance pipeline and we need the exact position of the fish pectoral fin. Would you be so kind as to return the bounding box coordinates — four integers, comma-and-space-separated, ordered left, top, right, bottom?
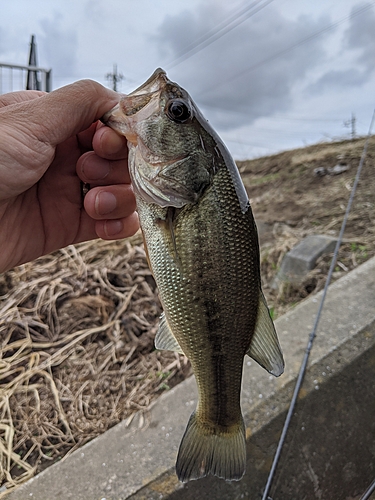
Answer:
155, 313, 184, 354
166, 207, 182, 270
246, 290, 284, 377
141, 229, 153, 272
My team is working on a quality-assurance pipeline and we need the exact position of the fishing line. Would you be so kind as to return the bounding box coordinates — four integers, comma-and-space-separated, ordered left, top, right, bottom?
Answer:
261, 108, 375, 500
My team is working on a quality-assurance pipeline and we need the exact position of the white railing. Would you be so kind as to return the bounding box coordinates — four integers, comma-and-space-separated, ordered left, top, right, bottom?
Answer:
0, 62, 52, 94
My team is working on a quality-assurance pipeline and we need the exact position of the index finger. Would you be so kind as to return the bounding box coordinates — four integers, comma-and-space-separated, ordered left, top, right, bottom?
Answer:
92, 126, 128, 160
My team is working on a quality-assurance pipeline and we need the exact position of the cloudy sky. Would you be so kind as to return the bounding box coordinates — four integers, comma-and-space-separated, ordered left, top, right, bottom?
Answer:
0, 0, 374, 159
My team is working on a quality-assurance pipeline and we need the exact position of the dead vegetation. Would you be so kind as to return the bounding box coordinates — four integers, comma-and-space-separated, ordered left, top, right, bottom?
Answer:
0, 136, 374, 496
0, 236, 190, 496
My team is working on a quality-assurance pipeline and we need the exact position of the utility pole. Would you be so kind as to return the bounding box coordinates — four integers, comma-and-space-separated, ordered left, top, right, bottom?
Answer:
26, 34, 41, 90
106, 64, 123, 92
350, 112, 356, 140
344, 113, 356, 140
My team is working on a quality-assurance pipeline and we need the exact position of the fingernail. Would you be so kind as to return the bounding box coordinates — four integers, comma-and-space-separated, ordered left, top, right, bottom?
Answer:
104, 219, 123, 237
95, 192, 117, 215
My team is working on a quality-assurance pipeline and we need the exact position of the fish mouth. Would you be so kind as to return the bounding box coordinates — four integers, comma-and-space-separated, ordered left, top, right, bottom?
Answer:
103, 101, 186, 168
101, 95, 159, 146
101, 103, 136, 143
128, 68, 168, 96
103, 103, 192, 208
102, 69, 169, 145
102, 68, 186, 165
102, 68, 199, 208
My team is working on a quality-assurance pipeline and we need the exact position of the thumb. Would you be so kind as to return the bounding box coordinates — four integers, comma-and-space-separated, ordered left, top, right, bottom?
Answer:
0, 81, 120, 200
22, 80, 120, 146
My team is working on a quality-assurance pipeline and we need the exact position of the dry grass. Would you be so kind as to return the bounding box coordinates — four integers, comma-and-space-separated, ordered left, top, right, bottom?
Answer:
289, 139, 366, 166
0, 235, 190, 497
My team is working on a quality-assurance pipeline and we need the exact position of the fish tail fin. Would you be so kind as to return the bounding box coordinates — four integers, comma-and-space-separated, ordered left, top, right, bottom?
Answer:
176, 411, 246, 482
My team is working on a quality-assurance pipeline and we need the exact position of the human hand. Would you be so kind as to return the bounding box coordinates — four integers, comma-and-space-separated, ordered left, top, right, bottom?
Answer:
0, 80, 139, 273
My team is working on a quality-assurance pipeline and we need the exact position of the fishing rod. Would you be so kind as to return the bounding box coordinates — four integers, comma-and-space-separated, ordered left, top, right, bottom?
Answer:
360, 477, 375, 500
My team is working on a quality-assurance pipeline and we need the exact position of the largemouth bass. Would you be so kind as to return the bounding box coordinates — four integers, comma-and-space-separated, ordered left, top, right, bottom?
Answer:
102, 69, 284, 482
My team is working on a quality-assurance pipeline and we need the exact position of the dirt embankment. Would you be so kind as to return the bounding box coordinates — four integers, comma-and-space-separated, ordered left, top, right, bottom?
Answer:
238, 137, 375, 313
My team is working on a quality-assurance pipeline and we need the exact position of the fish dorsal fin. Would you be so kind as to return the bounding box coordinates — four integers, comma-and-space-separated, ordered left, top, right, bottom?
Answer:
155, 312, 184, 354
246, 291, 284, 377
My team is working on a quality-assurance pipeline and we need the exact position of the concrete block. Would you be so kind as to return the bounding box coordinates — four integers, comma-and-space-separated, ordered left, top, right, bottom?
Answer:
275, 234, 337, 285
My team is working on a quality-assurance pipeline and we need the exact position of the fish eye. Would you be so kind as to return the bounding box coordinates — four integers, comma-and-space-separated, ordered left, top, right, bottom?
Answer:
166, 100, 192, 123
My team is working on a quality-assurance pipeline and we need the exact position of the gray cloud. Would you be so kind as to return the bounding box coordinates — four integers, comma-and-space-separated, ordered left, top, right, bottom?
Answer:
345, 2, 375, 73
308, 3, 375, 95
311, 68, 366, 90
40, 14, 78, 78
155, 2, 332, 129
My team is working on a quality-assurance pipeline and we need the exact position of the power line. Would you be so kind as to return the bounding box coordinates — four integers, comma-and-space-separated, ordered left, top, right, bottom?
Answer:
201, 2, 375, 96
169, 0, 265, 62
261, 108, 375, 500
275, 116, 344, 123
201, 101, 344, 122
166, 0, 275, 69
222, 136, 276, 149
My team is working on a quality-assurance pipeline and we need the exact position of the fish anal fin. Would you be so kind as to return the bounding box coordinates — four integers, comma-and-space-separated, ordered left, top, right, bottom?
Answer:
246, 290, 284, 377
155, 313, 184, 354
176, 412, 246, 482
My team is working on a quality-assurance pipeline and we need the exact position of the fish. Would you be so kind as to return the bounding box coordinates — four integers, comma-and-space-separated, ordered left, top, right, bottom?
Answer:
102, 68, 284, 483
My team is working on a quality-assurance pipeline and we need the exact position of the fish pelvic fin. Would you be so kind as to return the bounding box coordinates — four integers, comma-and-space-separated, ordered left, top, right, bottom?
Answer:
176, 412, 246, 483
155, 313, 184, 354
246, 290, 284, 377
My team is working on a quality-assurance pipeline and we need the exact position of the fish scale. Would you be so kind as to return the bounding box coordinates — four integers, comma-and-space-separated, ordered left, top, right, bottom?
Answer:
136, 164, 258, 454
102, 67, 284, 483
